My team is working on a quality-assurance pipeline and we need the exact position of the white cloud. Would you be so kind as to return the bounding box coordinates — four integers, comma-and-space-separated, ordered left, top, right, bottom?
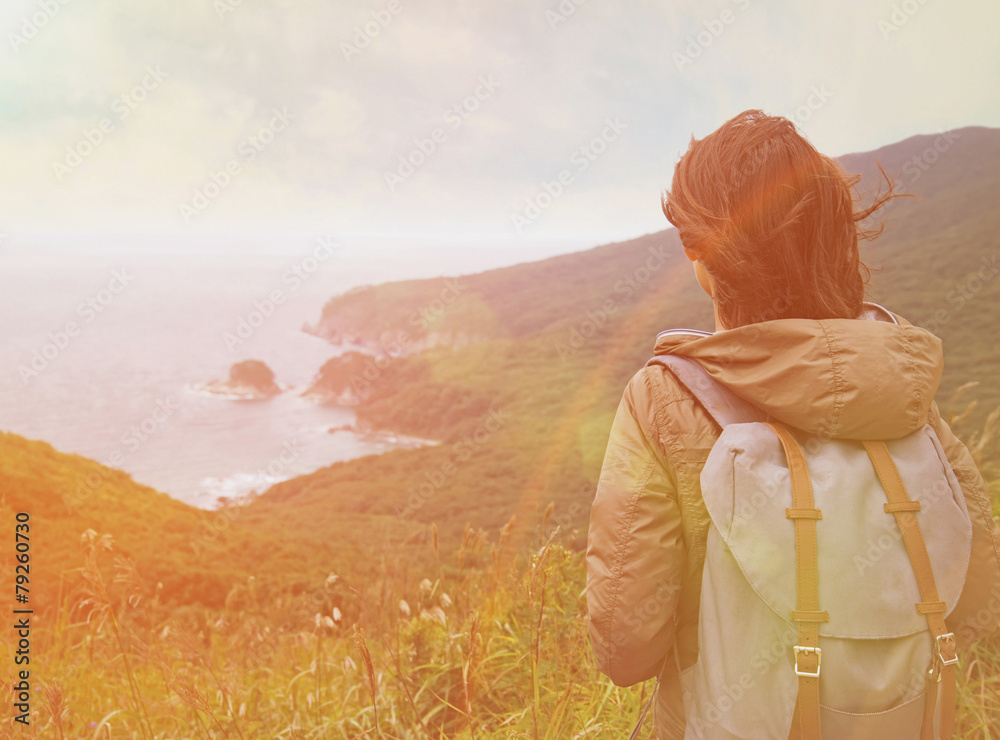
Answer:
0, 0, 996, 239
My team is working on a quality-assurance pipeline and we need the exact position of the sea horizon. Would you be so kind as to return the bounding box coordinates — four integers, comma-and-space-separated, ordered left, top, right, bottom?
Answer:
2, 232, 610, 508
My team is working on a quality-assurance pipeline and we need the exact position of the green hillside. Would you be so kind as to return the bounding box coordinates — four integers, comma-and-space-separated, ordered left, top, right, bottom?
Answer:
250, 126, 1000, 553
3, 126, 999, 737
308, 229, 690, 348
10, 126, 993, 605
0, 431, 361, 612
846, 127, 1000, 419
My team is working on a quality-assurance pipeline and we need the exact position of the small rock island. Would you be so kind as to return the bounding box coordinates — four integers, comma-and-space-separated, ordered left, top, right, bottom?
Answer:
203, 360, 282, 400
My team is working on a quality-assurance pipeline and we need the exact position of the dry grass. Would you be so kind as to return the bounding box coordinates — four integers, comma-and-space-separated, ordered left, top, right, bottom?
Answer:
3, 519, 648, 738
3, 408, 998, 738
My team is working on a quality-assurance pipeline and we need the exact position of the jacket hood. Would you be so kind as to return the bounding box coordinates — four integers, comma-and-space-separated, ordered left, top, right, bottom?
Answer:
652, 303, 943, 440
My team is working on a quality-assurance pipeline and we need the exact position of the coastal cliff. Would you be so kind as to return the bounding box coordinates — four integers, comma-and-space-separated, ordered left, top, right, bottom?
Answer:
301, 352, 372, 405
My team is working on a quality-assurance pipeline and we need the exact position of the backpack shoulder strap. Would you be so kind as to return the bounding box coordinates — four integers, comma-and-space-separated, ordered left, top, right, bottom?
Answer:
864, 440, 958, 740
645, 354, 770, 427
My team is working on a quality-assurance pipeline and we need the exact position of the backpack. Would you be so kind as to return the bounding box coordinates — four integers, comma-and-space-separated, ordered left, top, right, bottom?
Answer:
644, 351, 971, 740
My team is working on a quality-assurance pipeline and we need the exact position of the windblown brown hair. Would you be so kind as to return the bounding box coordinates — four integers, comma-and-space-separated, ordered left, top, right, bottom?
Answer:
661, 109, 906, 329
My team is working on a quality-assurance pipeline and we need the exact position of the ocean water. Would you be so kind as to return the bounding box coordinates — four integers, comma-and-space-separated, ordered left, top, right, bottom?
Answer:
1, 234, 592, 508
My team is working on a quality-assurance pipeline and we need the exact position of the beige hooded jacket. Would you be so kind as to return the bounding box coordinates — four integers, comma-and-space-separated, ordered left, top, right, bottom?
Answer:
586, 306, 1000, 739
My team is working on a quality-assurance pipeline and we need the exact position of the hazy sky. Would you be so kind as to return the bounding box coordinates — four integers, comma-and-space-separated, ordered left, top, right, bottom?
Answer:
1, 0, 998, 244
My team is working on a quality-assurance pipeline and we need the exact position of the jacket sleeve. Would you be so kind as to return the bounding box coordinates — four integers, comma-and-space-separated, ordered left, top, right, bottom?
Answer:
586, 368, 685, 686
927, 400, 1000, 652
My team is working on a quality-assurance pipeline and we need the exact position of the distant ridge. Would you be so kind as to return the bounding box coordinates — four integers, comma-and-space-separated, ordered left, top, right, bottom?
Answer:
249, 124, 999, 556
6, 125, 997, 611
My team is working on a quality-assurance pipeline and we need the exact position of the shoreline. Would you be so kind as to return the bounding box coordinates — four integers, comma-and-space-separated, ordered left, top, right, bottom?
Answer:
322, 421, 440, 449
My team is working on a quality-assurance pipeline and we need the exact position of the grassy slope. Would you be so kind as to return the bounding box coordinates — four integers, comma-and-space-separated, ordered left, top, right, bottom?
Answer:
247, 126, 1000, 554
312, 128, 1000, 375
6, 126, 995, 613
310, 230, 689, 345
843, 126, 1000, 416
0, 431, 377, 612
245, 232, 708, 559
4, 127, 999, 736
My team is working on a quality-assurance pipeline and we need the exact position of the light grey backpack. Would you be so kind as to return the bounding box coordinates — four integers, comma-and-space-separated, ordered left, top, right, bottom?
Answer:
645, 352, 970, 740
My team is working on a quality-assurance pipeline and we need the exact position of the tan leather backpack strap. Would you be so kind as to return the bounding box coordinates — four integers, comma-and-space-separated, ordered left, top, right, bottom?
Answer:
863, 440, 957, 740
766, 423, 827, 740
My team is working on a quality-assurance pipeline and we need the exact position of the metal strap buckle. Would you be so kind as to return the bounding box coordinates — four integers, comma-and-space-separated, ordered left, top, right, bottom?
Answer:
793, 646, 822, 677
936, 633, 958, 666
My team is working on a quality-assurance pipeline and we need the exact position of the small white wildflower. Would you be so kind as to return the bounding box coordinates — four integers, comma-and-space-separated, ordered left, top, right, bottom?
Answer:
332, 607, 342, 623
399, 599, 411, 617
421, 606, 447, 627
